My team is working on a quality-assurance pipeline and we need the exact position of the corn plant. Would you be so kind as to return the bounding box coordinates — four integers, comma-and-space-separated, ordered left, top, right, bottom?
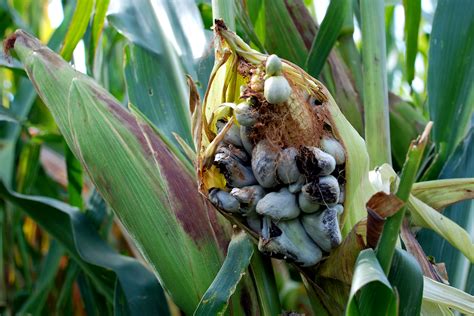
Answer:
0, 0, 473, 315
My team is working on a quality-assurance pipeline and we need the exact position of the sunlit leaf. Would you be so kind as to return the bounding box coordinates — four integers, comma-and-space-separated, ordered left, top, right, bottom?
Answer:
306, 0, 351, 77
423, 276, 474, 315
402, 0, 421, 85
60, 0, 93, 61
408, 195, 474, 262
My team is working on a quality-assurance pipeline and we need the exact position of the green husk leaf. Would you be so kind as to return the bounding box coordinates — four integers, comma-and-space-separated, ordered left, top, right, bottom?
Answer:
376, 122, 431, 274
8, 30, 228, 314
194, 231, 254, 316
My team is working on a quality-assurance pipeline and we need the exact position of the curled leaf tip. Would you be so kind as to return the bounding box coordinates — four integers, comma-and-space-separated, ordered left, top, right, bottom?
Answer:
3, 32, 17, 56
416, 121, 433, 146
4, 30, 42, 55
213, 19, 227, 31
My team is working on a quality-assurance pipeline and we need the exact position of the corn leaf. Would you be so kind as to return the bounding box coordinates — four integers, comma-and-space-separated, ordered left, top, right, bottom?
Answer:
194, 231, 254, 316
18, 241, 64, 314
107, 0, 205, 79
425, 0, 474, 179
65, 145, 83, 209
254, 0, 308, 66
422, 276, 474, 315
0, 183, 168, 314
0, 107, 20, 123
417, 128, 474, 292
421, 301, 453, 316
89, 0, 110, 68
9, 30, 228, 314
123, 43, 192, 148
248, 251, 282, 315
306, 0, 351, 77
412, 178, 474, 211
346, 249, 397, 316
402, 0, 421, 85
0, 51, 23, 70
389, 99, 426, 169
408, 195, 474, 263
388, 249, 423, 316
60, 0, 93, 61
360, 0, 391, 168
233, 0, 266, 52
0, 0, 75, 186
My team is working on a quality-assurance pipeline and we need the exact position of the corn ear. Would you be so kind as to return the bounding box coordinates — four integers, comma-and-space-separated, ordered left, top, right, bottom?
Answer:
197, 22, 374, 239
7, 30, 228, 314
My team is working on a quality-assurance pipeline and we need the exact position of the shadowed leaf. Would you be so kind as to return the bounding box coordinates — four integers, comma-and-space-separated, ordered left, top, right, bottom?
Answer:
0, 183, 169, 315
425, 0, 474, 178
346, 249, 397, 316
194, 231, 254, 316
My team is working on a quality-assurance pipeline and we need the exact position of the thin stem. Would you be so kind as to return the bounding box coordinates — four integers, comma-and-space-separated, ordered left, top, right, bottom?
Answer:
360, 0, 391, 167
376, 122, 433, 274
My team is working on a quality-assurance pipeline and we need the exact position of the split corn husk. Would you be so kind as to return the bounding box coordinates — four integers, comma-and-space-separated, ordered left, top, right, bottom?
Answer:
196, 22, 374, 236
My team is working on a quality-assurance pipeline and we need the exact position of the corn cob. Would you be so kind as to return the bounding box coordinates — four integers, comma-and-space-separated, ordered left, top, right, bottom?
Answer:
196, 21, 374, 266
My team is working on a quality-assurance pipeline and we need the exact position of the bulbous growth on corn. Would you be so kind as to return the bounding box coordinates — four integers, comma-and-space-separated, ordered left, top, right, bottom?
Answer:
196, 21, 372, 267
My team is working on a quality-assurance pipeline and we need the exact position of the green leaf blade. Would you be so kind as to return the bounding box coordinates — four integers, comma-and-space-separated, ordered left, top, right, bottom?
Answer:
360, 0, 391, 168
306, 0, 350, 77
426, 0, 474, 178
403, 0, 421, 85
346, 249, 397, 316
60, 0, 94, 61
123, 44, 192, 148
388, 249, 423, 316
194, 231, 254, 316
